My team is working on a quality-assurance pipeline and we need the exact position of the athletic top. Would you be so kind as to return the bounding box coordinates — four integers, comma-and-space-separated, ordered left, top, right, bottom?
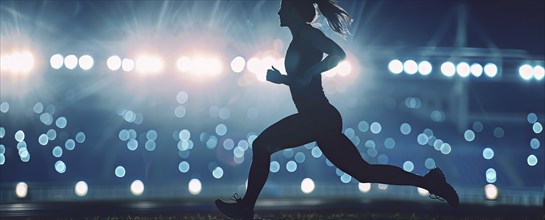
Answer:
285, 26, 330, 112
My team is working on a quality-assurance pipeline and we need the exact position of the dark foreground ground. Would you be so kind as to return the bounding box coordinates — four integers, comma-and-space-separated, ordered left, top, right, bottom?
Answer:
1, 199, 542, 220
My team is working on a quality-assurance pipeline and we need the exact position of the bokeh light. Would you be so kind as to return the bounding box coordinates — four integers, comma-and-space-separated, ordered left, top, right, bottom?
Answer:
485, 184, 499, 200
188, 179, 202, 195
130, 180, 144, 196
301, 178, 315, 194
15, 182, 28, 198
75, 181, 88, 197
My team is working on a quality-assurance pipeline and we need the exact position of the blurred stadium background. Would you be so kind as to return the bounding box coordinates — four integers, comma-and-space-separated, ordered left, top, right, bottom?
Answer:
0, 0, 543, 218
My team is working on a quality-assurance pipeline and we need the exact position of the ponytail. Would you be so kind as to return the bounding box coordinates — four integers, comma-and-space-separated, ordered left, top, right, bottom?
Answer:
314, 0, 352, 38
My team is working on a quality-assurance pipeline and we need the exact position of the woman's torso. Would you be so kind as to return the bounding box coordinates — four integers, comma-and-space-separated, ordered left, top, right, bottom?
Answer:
284, 26, 329, 112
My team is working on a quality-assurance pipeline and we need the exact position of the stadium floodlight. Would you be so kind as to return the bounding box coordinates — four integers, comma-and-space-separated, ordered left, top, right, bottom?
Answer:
107, 55, 122, 71
122, 58, 135, 72
2, 51, 35, 74
456, 62, 470, 78
64, 55, 78, 70
418, 61, 432, 75
533, 65, 544, 80
388, 59, 403, 74
230, 56, 246, 73
188, 178, 202, 195
470, 63, 483, 77
440, 62, 456, 77
78, 55, 94, 70
130, 180, 144, 196
484, 184, 498, 200
75, 181, 88, 197
135, 54, 164, 74
519, 64, 533, 81
301, 178, 315, 194
15, 182, 28, 198
176, 56, 192, 72
403, 60, 418, 75
484, 63, 498, 78
50, 54, 64, 69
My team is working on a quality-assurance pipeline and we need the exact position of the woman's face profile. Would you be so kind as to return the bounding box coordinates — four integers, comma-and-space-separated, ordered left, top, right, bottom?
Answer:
278, 1, 300, 27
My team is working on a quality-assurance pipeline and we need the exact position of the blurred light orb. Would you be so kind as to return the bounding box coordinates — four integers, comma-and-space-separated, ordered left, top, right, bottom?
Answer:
441, 62, 456, 77
340, 173, 352, 183
286, 161, 297, 172
75, 132, 86, 143
417, 133, 428, 145
15, 182, 28, 198
358, 183, 371, 193
176, 56, 191, 72
519, 64, 533, 80
64, 55, 78, 70
216, 124, 227, 136
456, 62, 470, 77
485, 184, 498, 200
403, 161, 414, 172
388, 59, 403, 74
301, 178, 315, 194
188, 179, 202, 195
370, 122, 382, 134
417, 187, 430, 196
107, 55, 122, 71
470, 63, 483, 77
486, 168, 496, 183
231, 56, 246, 73
122, 58, 135, 72
335, 60, 352, 77
527, 113, 537, 124
482, 148, 494, 159
464, 130, 475, 142
179, 129, 191, 141
400, 123, 411, 135
378, 184, 388, 190
527, 154, 538, 166
440, 143, 451, 154
130, 180, 144, 196
65, 139, 76, 150
424, 158, 436, 169
530, 138, 540, 149
0, 102, 9, 113
311, 146, 322, 158
4, 51, 35, 74
56, 117, 67, 129
534, 65, 544, 80
115, 166, 126, 177
75, 181, 88, 197
384, 138, 396, 149
403, 60, 418, 75
212, 167, 224, 179
533, 122, 542, 134
418, 61, 432, 75
50, 54, 64, 69
15, 130, 25, 142
484, 63, 498, 78
78, 55, 94, 70
270, 161, 280, 173
55, 160, 67, 173
52, 146, 63, 158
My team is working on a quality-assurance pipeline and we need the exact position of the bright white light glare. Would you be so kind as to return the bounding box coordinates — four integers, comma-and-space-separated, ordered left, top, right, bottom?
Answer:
78, 55, 94, 70
519, 64, 533, 80
456, 62, 470, 77
246, 57, 261, 74
122, 58, 135, 72
418, 61, 432, 75
484, 63, 498, 78
417, 187, 430, 196
231, 56, 246, 73
301, 178, 315, 194
441, 62, 456, 77
470, 63, 483, 77
64, 55, 78, 70
15, 182, 28, 198
2, 51, 35, 74
191, 56, 222, 76
533, 65, 544, 80
358, 183, 371, 193
75, 181, 88, 196
336, 60, 352, 77
130, 180, 144, 196
107, 55, 122, 71
188, 178, 202, 195
484, 184, 498, 200
378, 184, 388, 190
50, 54, 64, 69
388, 59, 403, 74
403, 60, 418, 74
135, 55, 164, 74
176, 56, 191, 72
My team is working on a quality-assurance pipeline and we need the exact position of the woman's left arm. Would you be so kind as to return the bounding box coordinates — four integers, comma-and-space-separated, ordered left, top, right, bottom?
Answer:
301, 27, 346, 80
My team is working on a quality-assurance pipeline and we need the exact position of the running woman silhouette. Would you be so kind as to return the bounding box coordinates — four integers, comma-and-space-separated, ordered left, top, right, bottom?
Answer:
216, 0, 459, 218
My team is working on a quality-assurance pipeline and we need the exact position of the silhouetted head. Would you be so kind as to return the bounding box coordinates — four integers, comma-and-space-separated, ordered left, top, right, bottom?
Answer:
279, 0, 353, 37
